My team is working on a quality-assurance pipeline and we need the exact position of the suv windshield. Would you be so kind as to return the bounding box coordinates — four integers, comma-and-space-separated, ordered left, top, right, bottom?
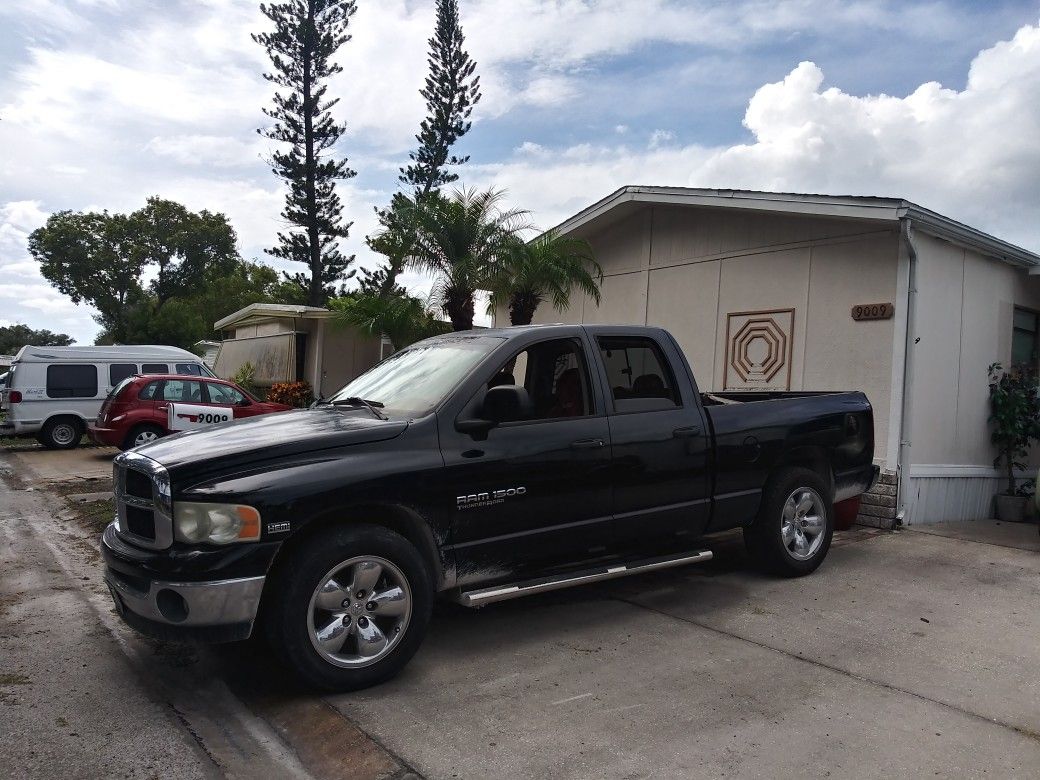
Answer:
328, 336, 502, 417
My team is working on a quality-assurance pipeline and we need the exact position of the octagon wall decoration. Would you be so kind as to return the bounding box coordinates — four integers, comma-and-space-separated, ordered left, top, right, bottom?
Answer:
723, 309, 795, 390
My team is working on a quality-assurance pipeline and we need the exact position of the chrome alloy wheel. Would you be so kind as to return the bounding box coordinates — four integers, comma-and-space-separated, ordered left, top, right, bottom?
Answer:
134, 430, 159, 447
307, 556, 412, 668
781, 488, 826, 560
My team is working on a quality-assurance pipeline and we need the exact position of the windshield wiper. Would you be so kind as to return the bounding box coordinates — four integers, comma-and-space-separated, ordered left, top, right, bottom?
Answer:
330, 396, 388, 420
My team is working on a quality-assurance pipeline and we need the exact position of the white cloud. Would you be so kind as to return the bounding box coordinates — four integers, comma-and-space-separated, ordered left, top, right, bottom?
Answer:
649, 130, 676, 149
470, 21, 1040, 250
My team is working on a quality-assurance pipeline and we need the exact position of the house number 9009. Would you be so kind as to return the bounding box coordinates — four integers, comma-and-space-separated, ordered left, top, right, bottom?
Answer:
851, 303, 894, 321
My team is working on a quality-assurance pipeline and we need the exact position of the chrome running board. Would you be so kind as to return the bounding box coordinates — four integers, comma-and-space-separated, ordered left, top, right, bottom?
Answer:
456, 549, 713, 608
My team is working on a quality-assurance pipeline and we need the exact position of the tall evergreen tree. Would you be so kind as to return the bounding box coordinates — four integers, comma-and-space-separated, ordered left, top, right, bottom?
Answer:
254, 0, 358, 307
374, 0, 481, 296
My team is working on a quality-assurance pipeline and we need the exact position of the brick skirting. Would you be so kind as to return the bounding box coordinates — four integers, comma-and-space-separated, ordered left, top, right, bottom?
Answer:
857, 470, 898, 529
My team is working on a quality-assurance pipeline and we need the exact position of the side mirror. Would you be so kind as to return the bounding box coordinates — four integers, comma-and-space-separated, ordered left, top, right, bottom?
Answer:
456, 385, 533, 439
482, 384, 533, 423
237, 398, 251, 407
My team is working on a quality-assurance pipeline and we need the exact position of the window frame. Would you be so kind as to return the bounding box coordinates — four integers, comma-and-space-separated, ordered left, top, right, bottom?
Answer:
484, 337, 602, 428
595, 335, 682, 415
1011, 305, 1039, 369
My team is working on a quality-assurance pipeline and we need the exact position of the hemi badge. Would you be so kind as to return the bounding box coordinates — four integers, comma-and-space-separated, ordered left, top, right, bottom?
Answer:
267, 521, 291, 534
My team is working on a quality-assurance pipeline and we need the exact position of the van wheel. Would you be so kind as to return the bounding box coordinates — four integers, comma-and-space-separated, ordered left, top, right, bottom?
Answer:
40, 417, 83, 450
265, 524, 433, 691
744, 467, 833, 577
123, 424, 164, 450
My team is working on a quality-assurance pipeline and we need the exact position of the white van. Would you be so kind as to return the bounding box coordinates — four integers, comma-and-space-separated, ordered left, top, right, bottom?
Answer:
0, 345, 213, 449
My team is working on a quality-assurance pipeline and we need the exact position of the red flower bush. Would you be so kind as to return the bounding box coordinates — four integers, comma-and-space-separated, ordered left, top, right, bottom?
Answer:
267, 381, 314, 408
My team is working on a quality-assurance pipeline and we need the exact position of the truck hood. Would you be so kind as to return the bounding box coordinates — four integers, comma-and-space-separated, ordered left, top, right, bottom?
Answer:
135, 408, 409, 472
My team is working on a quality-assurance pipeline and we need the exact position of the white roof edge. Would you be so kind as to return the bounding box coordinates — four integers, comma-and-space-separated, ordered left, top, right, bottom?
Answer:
548, 186, 1039, 268
13, 344, 200, 362
214, 302, 332, 330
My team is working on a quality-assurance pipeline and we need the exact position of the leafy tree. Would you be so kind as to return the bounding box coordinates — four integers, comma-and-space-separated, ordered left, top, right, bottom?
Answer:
330, 292, 448, 351
487, 230, 602, 326
373, 0, 481, 296
29, 210, 147, 343
254, 0, 358, 307
409, 188, 528, 331
129, 197, 240, 307
0, 324, 75, 354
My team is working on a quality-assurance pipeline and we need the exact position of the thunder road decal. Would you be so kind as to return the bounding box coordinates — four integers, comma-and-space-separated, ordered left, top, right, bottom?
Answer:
456, 486, 527, 510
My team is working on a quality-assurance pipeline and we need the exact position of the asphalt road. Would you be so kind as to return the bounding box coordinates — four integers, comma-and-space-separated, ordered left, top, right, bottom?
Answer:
2, 445, 1039, 779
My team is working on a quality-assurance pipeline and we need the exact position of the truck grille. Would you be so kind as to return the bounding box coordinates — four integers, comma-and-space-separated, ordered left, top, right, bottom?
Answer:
113, 451, 173, 549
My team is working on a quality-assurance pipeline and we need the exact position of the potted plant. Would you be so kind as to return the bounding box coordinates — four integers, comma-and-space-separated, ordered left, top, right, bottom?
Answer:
988, 363, 1040, 522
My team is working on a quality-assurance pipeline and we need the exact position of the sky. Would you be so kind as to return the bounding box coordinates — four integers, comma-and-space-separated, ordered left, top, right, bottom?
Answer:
2, 0, 1040, 345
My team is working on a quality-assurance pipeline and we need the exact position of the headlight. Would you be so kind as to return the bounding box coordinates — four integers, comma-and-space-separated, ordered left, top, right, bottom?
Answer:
173, 502, 261, 544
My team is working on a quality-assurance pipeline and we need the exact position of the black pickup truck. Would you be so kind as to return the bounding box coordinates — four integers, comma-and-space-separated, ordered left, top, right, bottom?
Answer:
102, 325, 877, 690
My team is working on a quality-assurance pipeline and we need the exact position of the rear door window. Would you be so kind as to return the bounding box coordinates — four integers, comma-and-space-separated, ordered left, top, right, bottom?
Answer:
142, 363, 168, 374
46, 364, 98, 398
109, 363, 137, 386
597, 337, 679, 412
138, 381, 162, 400
175, 362, 204, 376
161, 380, 204, 403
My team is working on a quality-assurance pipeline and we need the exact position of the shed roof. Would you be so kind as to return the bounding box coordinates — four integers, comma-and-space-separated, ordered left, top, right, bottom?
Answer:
549, 186, 1040, 269
214, 303, 332, 331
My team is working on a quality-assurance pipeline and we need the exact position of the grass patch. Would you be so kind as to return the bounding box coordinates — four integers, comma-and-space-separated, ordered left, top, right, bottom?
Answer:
64, 496, 116, 535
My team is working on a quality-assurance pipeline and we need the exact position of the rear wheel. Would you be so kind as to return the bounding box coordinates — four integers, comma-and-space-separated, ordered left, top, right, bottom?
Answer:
39, 417, 82, 450
122, 424, 163, 450
744, 467, 833, 577
265, 524, 433, 691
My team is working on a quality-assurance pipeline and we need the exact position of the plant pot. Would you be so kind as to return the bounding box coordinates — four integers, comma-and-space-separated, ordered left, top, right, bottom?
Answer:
995, 494, 1028, 522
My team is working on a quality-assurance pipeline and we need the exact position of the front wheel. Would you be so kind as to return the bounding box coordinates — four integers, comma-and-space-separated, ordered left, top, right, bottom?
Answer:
264, 524, 433, 691
744, 467, 834, 577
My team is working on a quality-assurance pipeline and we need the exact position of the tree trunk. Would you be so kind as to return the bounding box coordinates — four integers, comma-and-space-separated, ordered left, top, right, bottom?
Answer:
508, 290, 541, 326
303, 0, 322, 307
443, 285, 474, 331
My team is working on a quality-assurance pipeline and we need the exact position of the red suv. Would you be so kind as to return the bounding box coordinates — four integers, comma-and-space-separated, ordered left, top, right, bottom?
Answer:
88, 375, 292, 450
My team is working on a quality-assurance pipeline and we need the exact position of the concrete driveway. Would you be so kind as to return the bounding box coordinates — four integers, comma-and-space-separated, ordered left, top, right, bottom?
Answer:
3, 443, 1038, 778
9, 444, 117, 483
331, 524, 1040, 779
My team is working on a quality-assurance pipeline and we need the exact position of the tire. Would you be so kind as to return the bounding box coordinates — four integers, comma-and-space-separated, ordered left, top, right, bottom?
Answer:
744, 467, 833, 577
264, 524, 433, 692
39, 417, 83, 450
122, 424, 164, 451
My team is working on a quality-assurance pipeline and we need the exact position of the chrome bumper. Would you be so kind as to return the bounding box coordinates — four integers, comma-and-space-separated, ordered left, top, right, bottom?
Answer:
105, 567, 265, 629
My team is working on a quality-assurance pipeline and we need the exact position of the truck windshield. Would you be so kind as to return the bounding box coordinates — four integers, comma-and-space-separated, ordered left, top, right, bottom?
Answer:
328, 336, 502, 417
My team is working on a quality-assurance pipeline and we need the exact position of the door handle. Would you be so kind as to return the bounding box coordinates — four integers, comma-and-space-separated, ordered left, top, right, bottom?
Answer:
157, 405, 169, 411
570, 438, 605, 450
672, 426, 701, 439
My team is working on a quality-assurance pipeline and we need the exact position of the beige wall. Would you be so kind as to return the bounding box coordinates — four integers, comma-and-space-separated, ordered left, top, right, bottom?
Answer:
908, 232, 1040, 466
498, 205, 901, 464
317, 323, 382, 397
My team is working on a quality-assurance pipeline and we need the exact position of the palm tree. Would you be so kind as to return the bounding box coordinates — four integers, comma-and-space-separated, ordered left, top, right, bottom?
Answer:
409, 188, 529, 331
330, 291, 448, 351
487, 229, 602, 326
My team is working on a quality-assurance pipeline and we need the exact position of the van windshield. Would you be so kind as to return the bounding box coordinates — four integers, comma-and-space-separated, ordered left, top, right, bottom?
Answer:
327, 336, 503, 417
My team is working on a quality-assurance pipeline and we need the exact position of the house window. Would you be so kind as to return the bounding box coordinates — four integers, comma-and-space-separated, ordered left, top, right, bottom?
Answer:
1012, 307, 1039, 368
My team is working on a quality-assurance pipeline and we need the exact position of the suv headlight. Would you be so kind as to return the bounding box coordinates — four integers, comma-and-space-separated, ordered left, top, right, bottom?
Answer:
173, 502, 261, 544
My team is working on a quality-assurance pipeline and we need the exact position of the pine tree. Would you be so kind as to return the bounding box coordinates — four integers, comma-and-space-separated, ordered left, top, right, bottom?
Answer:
254, 0, 357, 307
375, 0, 481, 296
